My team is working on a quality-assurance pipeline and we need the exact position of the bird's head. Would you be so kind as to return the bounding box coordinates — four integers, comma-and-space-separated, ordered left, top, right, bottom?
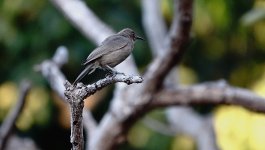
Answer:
118, 28, 144, 41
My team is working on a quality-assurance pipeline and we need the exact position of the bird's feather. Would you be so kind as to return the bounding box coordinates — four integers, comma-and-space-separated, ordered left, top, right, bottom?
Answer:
83, 35, 129, 65
73, 64, 94, 85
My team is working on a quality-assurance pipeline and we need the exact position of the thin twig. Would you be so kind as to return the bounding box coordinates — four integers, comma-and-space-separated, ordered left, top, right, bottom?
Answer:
34, 46, 68, 100
0, 80, 31, 150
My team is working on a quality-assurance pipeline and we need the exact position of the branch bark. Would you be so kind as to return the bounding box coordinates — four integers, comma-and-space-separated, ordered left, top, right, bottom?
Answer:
141, 1, 218, 149
64, 74, 143, 150
36, 46, 99, 150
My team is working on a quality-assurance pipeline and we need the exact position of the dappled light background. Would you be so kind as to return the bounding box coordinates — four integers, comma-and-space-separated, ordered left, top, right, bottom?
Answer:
1, 0, 265, 149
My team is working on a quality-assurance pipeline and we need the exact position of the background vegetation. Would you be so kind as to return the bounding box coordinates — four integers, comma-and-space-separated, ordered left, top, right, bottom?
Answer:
1, 0, 265, 149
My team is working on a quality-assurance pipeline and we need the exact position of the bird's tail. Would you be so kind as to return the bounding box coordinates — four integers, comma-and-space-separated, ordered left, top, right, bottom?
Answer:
73, 64, 95, 85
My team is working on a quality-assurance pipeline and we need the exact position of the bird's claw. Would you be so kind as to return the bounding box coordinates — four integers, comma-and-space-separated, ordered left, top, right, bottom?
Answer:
105, 72, 113, 77
105, 71, 125, 77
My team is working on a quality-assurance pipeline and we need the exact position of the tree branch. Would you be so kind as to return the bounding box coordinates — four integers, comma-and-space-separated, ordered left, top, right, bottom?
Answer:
37, 46, 114, 150
141, 2, 216, 149
43, 1, 265, 150
64, 74, 143, 150
141, 0, 167, 56
65, 74, 143, 102
0, 80, 31, 150
141, 1, 218, 149
151, 80, 265, 113
89, 1, 194, 149
34, 46, 68, 100
166, 107, 219, 150
143, 0, 193, 92
142, 116, 176, 136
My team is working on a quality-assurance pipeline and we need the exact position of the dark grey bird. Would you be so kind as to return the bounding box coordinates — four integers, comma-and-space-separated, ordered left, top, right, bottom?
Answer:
73, 28, 144, 85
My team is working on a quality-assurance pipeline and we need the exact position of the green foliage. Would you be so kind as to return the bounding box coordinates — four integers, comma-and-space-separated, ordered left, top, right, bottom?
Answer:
187, 0, 262, 88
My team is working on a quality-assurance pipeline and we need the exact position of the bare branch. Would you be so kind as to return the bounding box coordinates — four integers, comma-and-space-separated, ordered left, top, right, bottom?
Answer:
142, 2, 214, 148
141, 0, 167, 56
0, 80, 31, 150
143, 0, 193, 92
89, 1, 194, 149
65, 74, 143, 101
143, 115, 215, 150
5, 135, 40, 150
36, 46, 106, 150
52, 46, 69, 67
142, 116, 175, 136
64, 74, 143, 150
41, 1, 265, 150
138, 1, 219, 149
152, 80, 265, 113
35, 46, 68, 100
166, 107, 219, 150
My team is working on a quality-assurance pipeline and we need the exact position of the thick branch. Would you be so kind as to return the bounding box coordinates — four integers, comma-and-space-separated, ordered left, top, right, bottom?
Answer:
152, 80, 265, 113
0, 80, 31, 150
64, 74, 143, 150
89, 1, 194, 149
143, 0, 193, 92
141, 1, 217, 149
36, 46, 102, 150
141, 1, 216, 149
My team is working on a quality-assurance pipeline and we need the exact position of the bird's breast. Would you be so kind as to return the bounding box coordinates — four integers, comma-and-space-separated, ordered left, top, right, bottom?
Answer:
99, 45, 133, 67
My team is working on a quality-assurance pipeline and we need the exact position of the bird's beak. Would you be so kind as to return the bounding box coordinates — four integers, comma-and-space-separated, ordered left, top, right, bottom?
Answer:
136, 35, 144, 41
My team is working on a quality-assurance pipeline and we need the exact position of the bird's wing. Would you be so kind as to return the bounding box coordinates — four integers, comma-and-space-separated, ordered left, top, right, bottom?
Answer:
83, 35, 129, 65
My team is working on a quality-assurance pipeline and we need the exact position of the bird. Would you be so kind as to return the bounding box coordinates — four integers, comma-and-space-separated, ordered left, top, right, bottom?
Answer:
73, 28, 144, 85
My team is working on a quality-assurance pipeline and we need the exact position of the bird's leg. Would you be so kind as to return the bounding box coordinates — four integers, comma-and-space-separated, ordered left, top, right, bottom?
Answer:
105, 65, 117, 77
105, 65, 124, 77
